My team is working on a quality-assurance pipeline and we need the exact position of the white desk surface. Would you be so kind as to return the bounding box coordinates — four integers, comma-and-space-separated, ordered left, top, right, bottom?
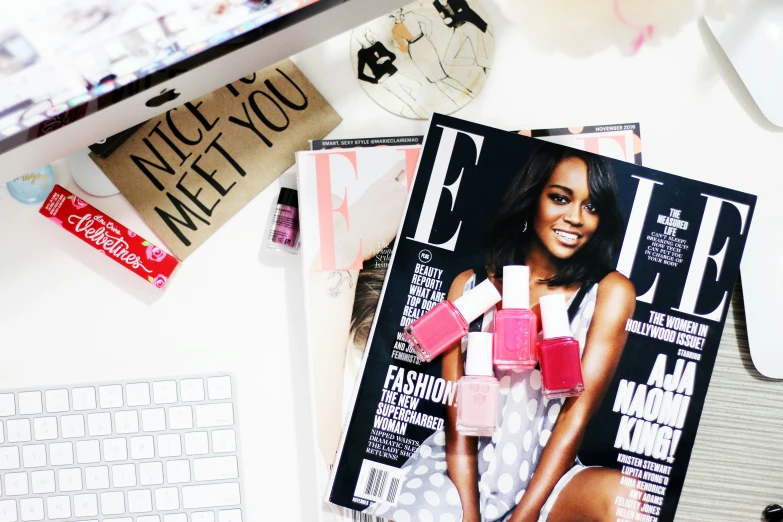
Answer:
1, 4, 781, 521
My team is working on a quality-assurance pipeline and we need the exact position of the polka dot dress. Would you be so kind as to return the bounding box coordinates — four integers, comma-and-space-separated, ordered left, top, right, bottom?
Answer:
365, 277, 598, 522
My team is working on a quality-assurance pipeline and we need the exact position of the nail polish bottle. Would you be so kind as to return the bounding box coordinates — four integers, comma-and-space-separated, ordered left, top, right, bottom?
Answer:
494, 265, 537, 370
457, 332, 499, 436
538, 294, 584, 399
404, 279, 501, 363
267, 187, 300, 254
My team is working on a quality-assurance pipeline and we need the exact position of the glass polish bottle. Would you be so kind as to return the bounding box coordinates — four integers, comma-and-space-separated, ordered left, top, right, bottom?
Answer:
404, 279, 501, 363
538, 293, 584, 399
456, 332, 499, 436
493, 265, 537, 370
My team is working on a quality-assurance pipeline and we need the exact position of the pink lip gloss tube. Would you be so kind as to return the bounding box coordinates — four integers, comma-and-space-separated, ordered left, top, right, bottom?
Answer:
494, 265, 537, 370
538, 294, 584, 399
404, 279, 501, 363
457, 332, 500, 436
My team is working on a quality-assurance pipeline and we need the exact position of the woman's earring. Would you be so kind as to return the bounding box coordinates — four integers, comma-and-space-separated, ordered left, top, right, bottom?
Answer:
522, 220, 528, 233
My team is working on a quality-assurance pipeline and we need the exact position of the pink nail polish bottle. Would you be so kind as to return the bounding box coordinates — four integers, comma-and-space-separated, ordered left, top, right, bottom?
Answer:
404, 279, 501, 363
538, 294, 584, 399
494, 265, 537, 370
457, 332, 499, 436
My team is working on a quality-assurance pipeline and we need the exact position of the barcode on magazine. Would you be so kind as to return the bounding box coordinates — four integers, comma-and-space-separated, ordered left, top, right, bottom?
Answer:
343, 509, 385, 522
354, 460, 405, 505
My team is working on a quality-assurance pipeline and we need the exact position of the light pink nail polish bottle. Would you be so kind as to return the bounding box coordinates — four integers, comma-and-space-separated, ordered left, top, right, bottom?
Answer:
538, 294, 584, 399
404, 279, 501, 363
457, 332, 499, 436
494, 265, 537, 370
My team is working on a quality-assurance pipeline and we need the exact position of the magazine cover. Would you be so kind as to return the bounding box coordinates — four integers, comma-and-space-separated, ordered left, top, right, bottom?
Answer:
312, 136, 425, 150
325, 114, 755, 522
517, 123, 642, 166
299, 123, 644, 522
298, 145, 422, 522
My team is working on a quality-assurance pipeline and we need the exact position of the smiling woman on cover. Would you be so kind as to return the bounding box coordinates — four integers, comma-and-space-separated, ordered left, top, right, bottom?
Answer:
367, 146, 636, 522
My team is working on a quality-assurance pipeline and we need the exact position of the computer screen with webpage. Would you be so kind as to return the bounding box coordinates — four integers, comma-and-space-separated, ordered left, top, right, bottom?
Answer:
0, 0, 320, 146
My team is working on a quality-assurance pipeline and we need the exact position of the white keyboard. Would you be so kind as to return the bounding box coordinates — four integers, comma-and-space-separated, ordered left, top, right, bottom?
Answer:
0, 374, 244, 522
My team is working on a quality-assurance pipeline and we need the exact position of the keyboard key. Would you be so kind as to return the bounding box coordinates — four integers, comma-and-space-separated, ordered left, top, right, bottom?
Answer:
87, 412, 111, 436
46, 496, 71, 519
99, 385, 124, 408
180, 379, 205, 402
207, 376, 232, 400
33, 417, 57, 440
76, 440, 101, 464
7, 419, 31, 442
18, 391, 42, 415
0, 499, 17, 522
168, 406, 193, 430
100, 491, 125, 515
30, 470, 55, 494
218, 509, 243, 522
163, 515, 187, 522
0, 447, 19, 470
157, 434, 181, 458
153, 381, 178, 404
0, 395, 14, 417
182, 483, 241, 509
194, 456, 238, 481
20, 497, 42, 521
155, 487, 180, 511
131, 436, 155, 460
212, 429, 237, 453
103, 438, 128, 462
85, 466, 109, 490
49, 442, 73, 466
112, 464, 136, 488
22, 444, 46, 468
129, 489, 153, 513
139, 462, 164, 486
0, 421, 4, 443
60, 414, 85, 438
45, 389, 70, 413
166, 460, 190, 483
126, 383, 151, 407
5, 472, 28, 495
196, 404, 234, 428
142, 408, 166, 432
185, 432, 209, 455
139, 517, 162, 522
72, 387, 97, 411
115, 411, 139, 434
58, 468, 82, 492
73, 493, 98, 517
192, 512, 214, 522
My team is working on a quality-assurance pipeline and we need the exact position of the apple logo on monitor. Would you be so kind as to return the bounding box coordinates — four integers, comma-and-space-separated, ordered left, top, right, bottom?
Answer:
145, 88, 181, 108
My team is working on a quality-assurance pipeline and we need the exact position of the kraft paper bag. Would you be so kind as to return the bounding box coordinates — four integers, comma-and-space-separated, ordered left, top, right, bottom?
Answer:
91, 59, 342, 260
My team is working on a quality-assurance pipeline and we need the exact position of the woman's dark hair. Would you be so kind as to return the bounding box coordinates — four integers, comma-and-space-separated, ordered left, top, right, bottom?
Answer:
485, 145, 625, 287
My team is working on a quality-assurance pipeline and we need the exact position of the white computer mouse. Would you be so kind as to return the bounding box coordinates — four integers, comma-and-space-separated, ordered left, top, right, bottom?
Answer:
705, 0, 783, 127
67, 148, 120, 197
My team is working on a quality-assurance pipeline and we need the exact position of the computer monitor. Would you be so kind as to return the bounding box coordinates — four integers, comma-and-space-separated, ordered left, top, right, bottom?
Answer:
0, 0, 408, 182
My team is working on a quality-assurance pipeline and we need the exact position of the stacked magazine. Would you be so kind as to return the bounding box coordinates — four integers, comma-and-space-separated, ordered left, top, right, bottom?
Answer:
297, 115, 753, 522
299, 122, 641, 521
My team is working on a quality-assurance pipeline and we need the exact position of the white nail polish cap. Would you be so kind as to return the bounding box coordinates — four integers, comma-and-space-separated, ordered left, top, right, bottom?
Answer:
540, 294, 572, 339
465, 332, 494, 376
453, 279, 502, 323
503, 265, 530, 309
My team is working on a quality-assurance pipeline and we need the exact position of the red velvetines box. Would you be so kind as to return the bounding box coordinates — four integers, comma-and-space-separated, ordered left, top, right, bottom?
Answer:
40, 185, 179, 289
